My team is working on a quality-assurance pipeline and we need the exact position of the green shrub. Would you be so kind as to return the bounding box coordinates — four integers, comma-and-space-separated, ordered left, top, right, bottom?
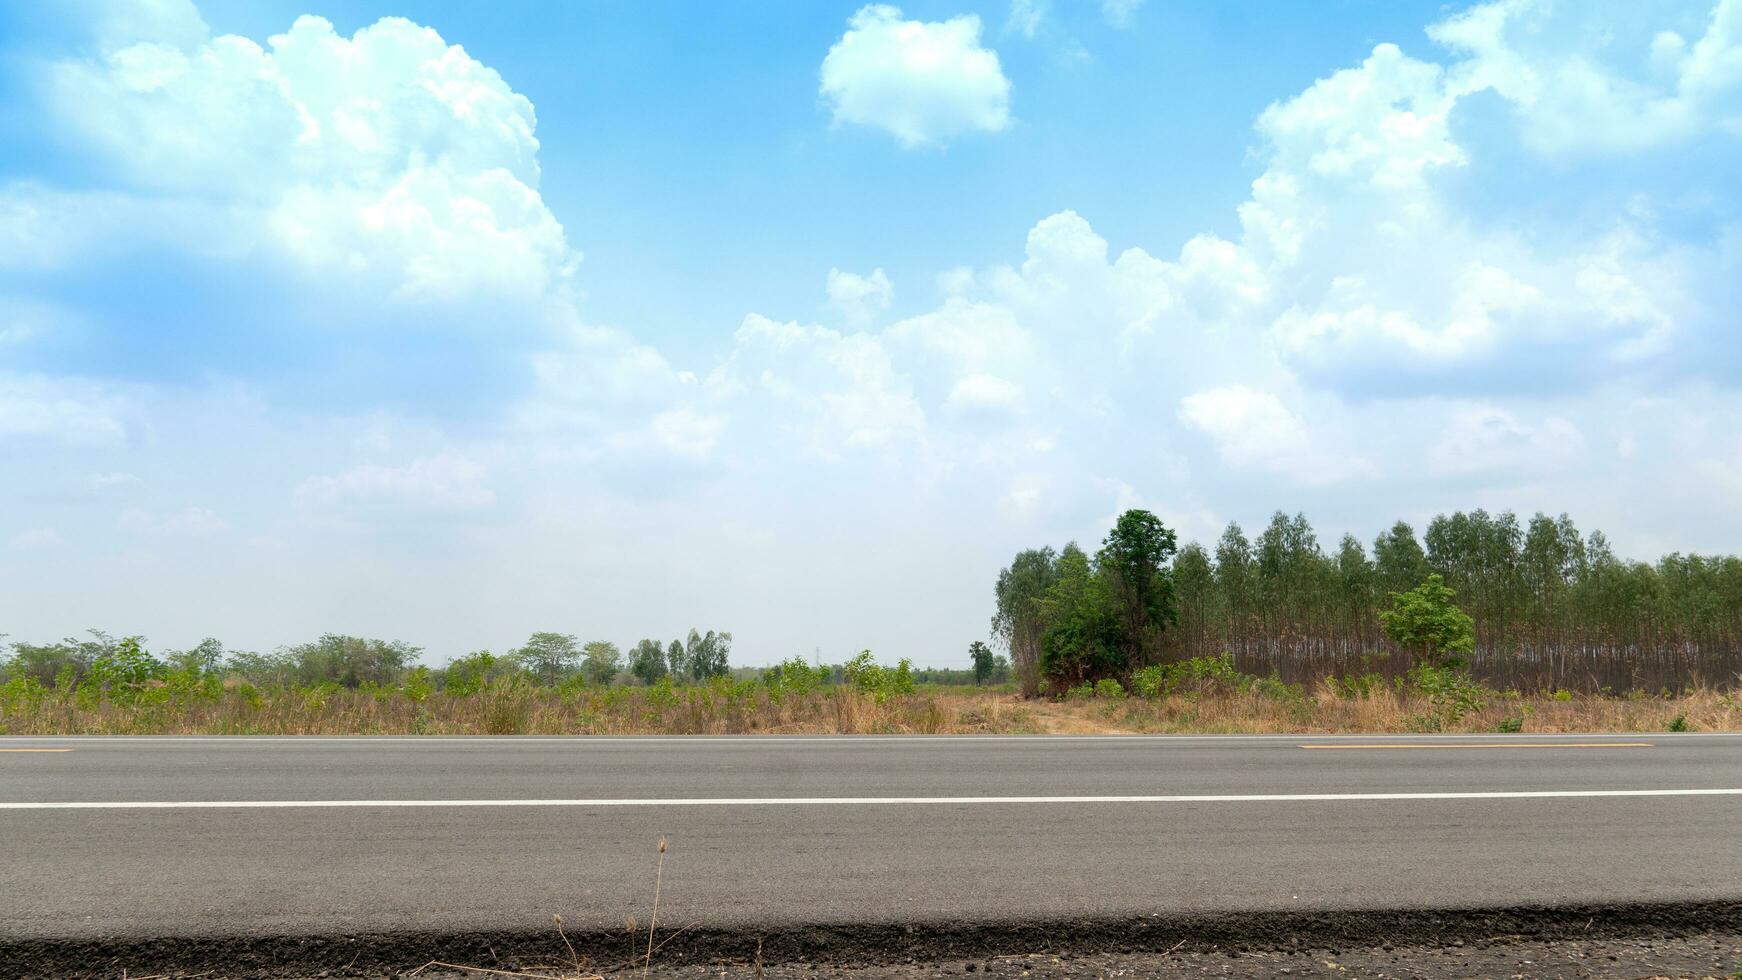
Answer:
1496, 714, 1525, 733
843, 651, 915, 703
1063, 682, 1095, 701
1667, 712, 1692, 732
1093, 678, 1126, 699
1130, 664, 1167, 698
763, 656, 831, 697
1328, 672, 1386, 700
1408, 663, 1486, 723
1551, 689, 1574, 702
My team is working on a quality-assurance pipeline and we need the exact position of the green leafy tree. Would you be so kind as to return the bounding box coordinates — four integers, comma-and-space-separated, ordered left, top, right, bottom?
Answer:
439, 650, 519, 696
628, 639, 668, 685
1380, 574, 1476, 667
165, 637, 224, 674
581, 640, 623, 685
969, 640, 995, 685
666, 639, 687, 682
512, 632, 580, 686
1038, 543, 1127, 689
286, 634, 418, 688
684, 629, 732, 680
1373, 521, 1430, 597
991, 546, 1059, 697
1095, 509, 1179, 668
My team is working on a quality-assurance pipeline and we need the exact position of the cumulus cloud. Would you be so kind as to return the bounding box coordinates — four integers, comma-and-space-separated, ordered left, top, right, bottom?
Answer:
1177, 386, 1310, 470
36, 11, 575, 301
826, 267, 894, 325
820, 5, 1012, 147
1430, 0, 1742, 154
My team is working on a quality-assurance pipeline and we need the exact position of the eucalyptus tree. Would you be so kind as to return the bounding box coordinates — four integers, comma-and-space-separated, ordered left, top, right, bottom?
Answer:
992, 546, 1059, 697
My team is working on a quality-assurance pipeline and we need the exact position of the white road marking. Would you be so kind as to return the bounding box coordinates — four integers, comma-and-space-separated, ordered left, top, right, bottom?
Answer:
3, 789, 1740, 810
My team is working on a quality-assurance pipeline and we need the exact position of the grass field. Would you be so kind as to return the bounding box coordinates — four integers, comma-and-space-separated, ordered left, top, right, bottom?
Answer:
2, 676, 1736, 735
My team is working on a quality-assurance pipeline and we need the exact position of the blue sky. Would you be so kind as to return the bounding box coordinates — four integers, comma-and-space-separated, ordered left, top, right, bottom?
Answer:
1, 0, 1739, 664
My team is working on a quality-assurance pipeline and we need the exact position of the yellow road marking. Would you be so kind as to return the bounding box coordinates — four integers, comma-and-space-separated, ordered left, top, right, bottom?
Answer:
0, 748, 74, 753
1299, 742, 1652, 750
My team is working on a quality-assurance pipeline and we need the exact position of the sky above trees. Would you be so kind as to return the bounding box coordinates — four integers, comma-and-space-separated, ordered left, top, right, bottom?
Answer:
1, 0, 1739, 663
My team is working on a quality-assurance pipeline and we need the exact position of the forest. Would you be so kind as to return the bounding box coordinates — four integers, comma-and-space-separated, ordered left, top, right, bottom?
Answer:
996, 508, 1742, 694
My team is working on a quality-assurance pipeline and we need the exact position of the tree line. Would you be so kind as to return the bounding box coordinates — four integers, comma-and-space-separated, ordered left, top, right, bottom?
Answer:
0, 628, 736, 693
995, 509, 1742, 693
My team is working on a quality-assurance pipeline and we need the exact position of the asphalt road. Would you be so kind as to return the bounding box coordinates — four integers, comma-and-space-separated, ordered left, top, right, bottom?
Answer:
2, 733, 1740, 941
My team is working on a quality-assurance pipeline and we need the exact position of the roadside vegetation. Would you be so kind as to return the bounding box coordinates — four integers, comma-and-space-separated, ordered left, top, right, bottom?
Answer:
3, 507, 1738, 735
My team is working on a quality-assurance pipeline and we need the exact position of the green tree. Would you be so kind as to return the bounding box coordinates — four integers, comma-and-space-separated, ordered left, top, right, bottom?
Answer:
1380, 574, 1476, 667
992, 546, 1059, 697
969, 640, 995, 685
1038, 543, 1127, 688
1373, 520, 1429, 597
1094, 509, 1179, 669
286, 634, 418, 688
666, 639, 688, 682
581, 640, 623, 685
512, 632, 580, 686
684, 629, 732, 680
628, 638, 668, 685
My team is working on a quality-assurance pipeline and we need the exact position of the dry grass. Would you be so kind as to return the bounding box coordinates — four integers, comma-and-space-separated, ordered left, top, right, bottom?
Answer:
2, 681, 1737, 735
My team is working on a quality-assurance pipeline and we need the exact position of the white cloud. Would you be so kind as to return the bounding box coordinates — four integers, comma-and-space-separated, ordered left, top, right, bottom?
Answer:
1101, 0, 1145, 29
1177, 386, 1310, 470
295, 453, 496, 512
1007, 0, 1047, 39
712, 314, 925, 455
943, 373, 1025, 418
826, 267, 894, 325
37, 12, 574, 302
1428, 406, 1585, 476
820, 5, 1012, 147
0, 376, 128, 445
1431, 0, 1742, 154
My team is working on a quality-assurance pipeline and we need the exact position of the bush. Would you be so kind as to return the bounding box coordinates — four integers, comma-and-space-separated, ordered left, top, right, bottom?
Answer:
1130, 664, 1167, 698
1408, 663, 1486, 723
842, 651, 914, 703
1063, 682, 1095, 701
763, 656, 832, 697
1094, 678, 1126, 699
1667, 712, 1692, 732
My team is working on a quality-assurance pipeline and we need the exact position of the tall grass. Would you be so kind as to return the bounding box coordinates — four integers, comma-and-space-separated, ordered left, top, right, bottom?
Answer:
1, 672, 1735, 734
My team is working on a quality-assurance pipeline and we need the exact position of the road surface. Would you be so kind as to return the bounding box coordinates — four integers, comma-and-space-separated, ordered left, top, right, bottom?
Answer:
2, 733, 1739, 944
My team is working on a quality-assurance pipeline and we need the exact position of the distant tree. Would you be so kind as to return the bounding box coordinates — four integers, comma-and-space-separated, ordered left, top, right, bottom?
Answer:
992, 547, 1059, 697
222, 649, 292, 686
684, 629, 732, 680
166, 637, 224, 674
439, 650, 520, 696
512, 632, 580, 686
969, 640, 995, 684
666, 639, 688, 682
1380, 574, 1475, 667
1095, 509, 1179, 668
629, 639, 668, 685
286, 634, 419, 688
581, 640, 623, 685
1373, 521, 1430, 599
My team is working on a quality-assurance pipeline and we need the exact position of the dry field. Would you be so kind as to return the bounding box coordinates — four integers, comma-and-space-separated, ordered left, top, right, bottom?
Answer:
2, 680, 1737, 735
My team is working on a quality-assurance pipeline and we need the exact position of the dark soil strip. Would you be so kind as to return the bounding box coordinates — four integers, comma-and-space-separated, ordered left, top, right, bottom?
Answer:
5, 900, 1740, 979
